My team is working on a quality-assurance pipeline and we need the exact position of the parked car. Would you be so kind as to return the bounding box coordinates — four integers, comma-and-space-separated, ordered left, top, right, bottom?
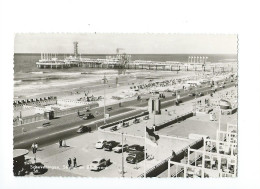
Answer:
82, 113, 95, 120
113, 144, 129, 153
188, 92, 196, 96
122, 122, 130, 127
107, 107, 113, 111
110, 125, 118, 131
95, 139, 107, 149
127, 144, 144, 152
133, 118, 140, 124
32, 163, 48, 175
143, 115, 149, 120
77, 125, 92, 133
90, 158, 111, 171
197, 92, 204, 97
104, 141, 119, 151
126, 151, 145, 164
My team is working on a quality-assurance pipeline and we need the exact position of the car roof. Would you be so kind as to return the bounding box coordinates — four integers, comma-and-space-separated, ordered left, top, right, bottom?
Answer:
93, 158, 104, 162
129, 151, 143, 155
129, 144, 140, 147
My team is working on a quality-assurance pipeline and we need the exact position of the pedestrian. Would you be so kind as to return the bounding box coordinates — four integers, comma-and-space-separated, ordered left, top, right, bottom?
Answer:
35, 143, 38, 153
73, 157, 77, 168
62, 139, 66, 147
68, 158, 72, 169
31, 143, 35, 154
59, 139, 62, 148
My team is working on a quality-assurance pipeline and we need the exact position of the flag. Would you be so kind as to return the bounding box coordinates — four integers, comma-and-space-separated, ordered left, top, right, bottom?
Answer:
146, 127, 159, 147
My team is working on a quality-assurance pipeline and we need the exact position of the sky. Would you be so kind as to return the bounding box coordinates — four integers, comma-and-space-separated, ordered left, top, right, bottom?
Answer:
14, 33, 237, 54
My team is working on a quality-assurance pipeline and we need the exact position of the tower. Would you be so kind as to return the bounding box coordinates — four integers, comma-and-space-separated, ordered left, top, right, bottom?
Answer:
73, 41, 78, 57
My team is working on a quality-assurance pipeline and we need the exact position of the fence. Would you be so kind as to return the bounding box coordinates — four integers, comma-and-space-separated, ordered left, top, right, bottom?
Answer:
13, 113, 45, 126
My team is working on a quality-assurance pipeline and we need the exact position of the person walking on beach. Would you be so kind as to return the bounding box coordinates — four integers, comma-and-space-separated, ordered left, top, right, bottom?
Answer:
73, 157, 77, 168
68, 158, 72, 169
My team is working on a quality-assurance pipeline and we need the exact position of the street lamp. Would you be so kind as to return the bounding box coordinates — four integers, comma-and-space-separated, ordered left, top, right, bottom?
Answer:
121, 132, 125, 177
102, 74, 108, 124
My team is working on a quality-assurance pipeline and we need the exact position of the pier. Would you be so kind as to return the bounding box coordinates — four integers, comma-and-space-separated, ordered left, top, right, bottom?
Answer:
36, 42, 237, 73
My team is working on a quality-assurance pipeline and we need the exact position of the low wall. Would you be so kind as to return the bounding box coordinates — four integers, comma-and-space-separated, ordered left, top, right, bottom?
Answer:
99, 111, 149, 130
154, 112, 194, 131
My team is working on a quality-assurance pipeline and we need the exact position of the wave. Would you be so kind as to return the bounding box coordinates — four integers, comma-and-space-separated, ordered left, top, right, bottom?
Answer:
31, 71, 44, 74
14, 80, 22, 84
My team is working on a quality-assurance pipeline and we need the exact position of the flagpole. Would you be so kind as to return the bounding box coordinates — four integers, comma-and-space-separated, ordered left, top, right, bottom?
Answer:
144, 126, 146, 178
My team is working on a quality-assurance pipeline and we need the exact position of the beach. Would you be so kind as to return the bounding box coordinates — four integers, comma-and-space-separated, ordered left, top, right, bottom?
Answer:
14, 69, 196, 106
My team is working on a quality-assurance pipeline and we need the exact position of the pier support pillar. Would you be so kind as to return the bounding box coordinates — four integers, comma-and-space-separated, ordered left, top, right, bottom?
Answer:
44, 65, 46, 69
149, 65, 151, 70
135, 64, 136, 69
156, 65, 157, 70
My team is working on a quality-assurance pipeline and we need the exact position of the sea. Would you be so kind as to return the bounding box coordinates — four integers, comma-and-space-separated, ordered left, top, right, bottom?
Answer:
13, 54, 237, 99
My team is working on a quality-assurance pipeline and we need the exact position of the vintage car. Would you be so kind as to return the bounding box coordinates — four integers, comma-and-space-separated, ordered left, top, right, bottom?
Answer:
113, 144, 129, 153
90, 158, 111, 171
82, 113, 95, 120
77, 125, 92, 133
104, 141, 119, 151
127, 144, 144, 152
126, 151, 145, 164
95, 139, 107, 149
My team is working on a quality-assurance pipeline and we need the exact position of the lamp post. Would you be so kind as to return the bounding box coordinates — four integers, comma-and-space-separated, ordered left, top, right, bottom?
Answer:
102, 74, 107, 124
121, 132, 125, 177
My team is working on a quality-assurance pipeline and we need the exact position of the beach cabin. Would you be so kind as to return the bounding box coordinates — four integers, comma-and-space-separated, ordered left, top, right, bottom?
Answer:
186, 80, 201, 87
44, 110, 55, 120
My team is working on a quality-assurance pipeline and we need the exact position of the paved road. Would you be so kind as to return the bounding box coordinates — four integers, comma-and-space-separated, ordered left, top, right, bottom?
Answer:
14, 80, 236, 149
